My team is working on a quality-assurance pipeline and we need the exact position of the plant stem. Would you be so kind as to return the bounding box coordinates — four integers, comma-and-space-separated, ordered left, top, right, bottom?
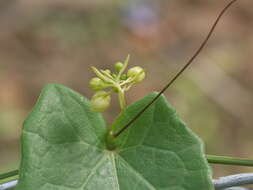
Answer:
105, 131, 116, 150
207, 155, 253, 167
118, 89, 126, 110
0, 170, 18, 186
0, 170, 18, 180
116, 54, 130, 81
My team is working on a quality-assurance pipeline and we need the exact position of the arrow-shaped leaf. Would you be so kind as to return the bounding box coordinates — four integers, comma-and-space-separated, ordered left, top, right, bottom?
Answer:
16, 84, 213, 190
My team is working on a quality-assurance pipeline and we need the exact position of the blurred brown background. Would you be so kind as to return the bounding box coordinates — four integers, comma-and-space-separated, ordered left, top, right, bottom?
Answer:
0, 0, 253, 178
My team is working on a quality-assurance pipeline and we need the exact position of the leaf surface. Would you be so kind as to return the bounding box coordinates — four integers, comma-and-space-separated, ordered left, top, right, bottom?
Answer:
16, 84, 214, 190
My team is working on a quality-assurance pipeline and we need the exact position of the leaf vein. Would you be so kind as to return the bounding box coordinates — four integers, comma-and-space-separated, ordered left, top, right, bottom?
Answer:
117, 155, 156, 190
81, 154, 107, 189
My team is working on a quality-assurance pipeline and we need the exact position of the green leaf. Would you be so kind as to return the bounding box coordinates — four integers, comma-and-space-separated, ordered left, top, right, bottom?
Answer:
16, 84, 214, 190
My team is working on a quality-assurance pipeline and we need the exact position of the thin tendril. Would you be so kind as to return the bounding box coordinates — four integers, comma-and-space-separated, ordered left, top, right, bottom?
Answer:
113, 0, 239, 138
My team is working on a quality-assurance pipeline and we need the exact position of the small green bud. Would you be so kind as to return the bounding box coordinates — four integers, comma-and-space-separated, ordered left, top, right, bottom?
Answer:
120, 74, 127, 80
127, 66, 145, 83
89, 77, 106, 91
114, 62, 124, 73
90, 91, 111, 112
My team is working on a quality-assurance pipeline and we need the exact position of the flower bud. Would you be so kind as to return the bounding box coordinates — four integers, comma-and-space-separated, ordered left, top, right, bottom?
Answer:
114, 62, 124, 73
127, 66, 145, 83
89, 77, 106, 91
90, 91, 111, 112
120, 74, 127, 80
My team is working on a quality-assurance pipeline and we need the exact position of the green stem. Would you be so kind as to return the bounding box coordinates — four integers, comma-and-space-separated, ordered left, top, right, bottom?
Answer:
0, 169, 18, 180
0, 169, 18, 185
116, 54, 130, 81
0, 175, 18, 185
118, 89, 126, 110
206, 154, 253, 167
106, 88, 126, 150
105, 131, 116, 150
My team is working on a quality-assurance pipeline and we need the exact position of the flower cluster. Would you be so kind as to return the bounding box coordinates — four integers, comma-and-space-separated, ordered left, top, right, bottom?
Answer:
89, 55, 145, 112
